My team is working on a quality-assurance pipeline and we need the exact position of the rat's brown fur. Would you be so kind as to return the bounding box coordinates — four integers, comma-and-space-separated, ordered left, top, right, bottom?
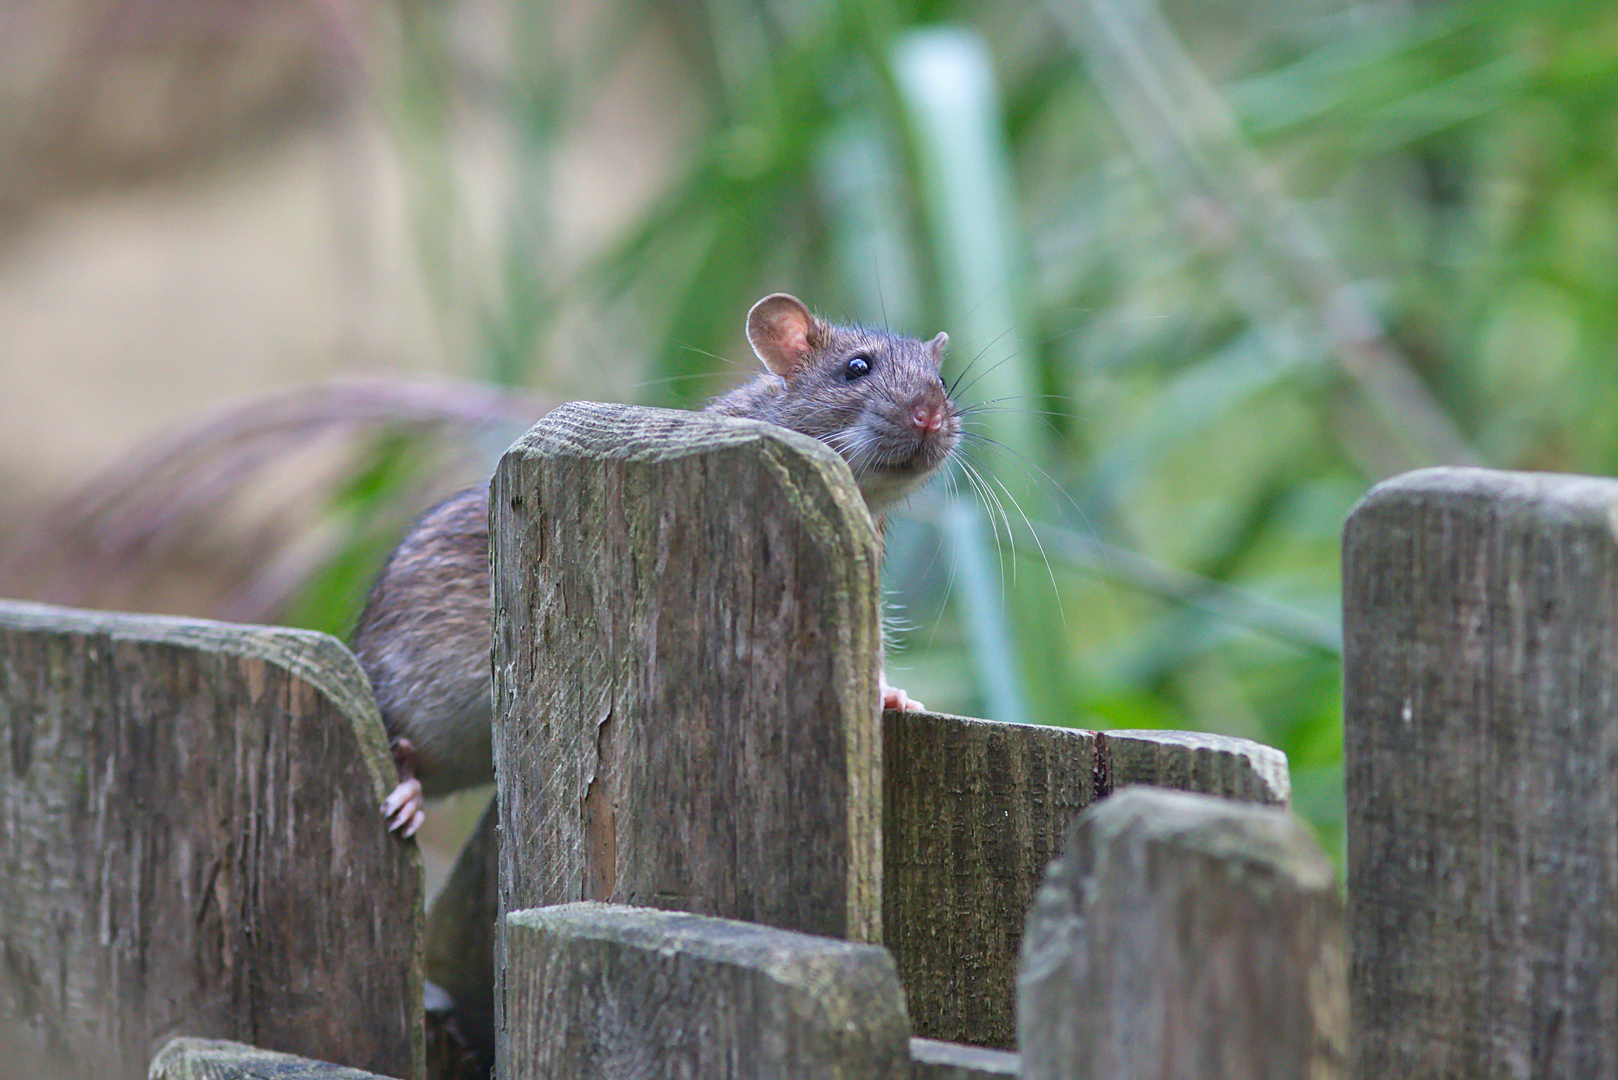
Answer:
350, 488, 493, 797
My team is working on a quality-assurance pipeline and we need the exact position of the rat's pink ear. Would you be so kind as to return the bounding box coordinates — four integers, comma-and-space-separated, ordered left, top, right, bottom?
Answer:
927, 331, 948, 368
747, 293, 820, 377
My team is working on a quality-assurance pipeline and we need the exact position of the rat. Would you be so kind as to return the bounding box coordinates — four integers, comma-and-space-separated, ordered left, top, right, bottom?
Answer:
352, 292, 961, 836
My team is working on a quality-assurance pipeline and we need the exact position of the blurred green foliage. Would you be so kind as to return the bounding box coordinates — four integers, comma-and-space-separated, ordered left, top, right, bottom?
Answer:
365, 0, 1618, 864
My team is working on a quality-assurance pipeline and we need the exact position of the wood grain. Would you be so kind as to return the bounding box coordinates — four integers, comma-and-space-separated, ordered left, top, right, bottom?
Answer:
490, 402, 882, 932
1017, 786, 1344, 1080
150, 1038, 397, 1080
883, 711, 1092, 1050
503, 903, 909, 1079
884, 711, 1290, 1049
1345, 467, 1618, 1077
0, 600, 422, 1080
491, 402, 883, 1078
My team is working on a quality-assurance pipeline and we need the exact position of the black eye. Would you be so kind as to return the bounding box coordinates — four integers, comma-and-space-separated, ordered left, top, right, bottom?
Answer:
843, 355, 871, 381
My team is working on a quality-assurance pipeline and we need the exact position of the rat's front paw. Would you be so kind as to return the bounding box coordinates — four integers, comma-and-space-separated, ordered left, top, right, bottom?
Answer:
382, 777, 426, 838
880, 673, 926, 713
382, 735, 426, 837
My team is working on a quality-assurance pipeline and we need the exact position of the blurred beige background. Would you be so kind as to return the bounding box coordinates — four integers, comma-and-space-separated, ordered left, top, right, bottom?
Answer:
5, 1, 421, 493
0, 0, 693, 612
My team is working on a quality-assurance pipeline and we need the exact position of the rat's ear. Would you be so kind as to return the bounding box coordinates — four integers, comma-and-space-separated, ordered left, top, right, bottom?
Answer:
747, 293, 821, 377
927, 331, 949, 368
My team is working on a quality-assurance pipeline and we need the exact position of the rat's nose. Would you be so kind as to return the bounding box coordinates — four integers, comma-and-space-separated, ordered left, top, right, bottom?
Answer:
911, 400, 946, 435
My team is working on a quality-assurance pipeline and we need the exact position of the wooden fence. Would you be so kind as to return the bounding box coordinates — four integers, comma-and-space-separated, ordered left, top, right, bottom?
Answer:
0, 403, 1601, 1078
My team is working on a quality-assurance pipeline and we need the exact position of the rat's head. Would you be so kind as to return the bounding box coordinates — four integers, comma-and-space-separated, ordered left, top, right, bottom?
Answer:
746, 292, 961, 516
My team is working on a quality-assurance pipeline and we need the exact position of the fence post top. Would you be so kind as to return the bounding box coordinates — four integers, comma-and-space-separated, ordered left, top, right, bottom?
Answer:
507, 400, 845, 467
1103, 728, 1291, 806
502, 400, 880, 549
1351, 466, 1618, 520
509, 901, 895, 965
1072, 786, 1333, 889
0, 597, 391, 792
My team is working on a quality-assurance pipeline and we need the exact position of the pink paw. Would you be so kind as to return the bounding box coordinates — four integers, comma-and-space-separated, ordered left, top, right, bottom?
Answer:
881, 674, 926, 713
381, 777, 426, 838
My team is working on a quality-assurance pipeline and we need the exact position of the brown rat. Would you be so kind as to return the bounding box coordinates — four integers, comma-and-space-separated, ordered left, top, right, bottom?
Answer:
353, 293, 961, 835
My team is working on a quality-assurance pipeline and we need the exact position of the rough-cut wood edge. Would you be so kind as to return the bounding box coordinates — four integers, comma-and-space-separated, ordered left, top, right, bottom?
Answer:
1350, 462, 1618, 515
910, 1038, 1021, 1079
0, 600, 395, 799
150, 1037, 400, 1079
1018, 786, 1345, 1080
503, 902, 910, 1079
1102, 728, 1290, 806
1070, 786, 1332, 887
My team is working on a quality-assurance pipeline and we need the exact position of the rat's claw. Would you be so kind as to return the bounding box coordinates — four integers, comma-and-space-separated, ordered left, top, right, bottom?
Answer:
880, 675, 926, 713
382, 777, 425, 836
401, 807, 426, 838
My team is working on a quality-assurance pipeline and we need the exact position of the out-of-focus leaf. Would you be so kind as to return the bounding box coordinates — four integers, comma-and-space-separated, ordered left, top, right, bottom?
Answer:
892, 26, 1069, 724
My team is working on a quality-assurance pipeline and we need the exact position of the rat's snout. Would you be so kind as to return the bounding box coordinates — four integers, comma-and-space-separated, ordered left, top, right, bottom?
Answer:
909, 388, 951, 436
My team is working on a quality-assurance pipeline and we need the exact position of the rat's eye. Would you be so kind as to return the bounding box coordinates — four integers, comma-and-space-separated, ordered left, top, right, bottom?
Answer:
844, 355, 872, 381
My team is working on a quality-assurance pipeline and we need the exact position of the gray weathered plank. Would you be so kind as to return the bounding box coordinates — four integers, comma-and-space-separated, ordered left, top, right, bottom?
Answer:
150, 1038, 398, 1080
883, 712, 1093, 1050
884, 712, 1288, 1049
1017, 786, 1344, 1080
0, 601, 422, 1080
1345, 467, 1618, 1078
910, 1038, 1020, 1079
504, 903, 909, 1079
490, 401, 883, 935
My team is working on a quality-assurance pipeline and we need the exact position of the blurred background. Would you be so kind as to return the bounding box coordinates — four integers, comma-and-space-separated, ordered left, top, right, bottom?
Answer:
1, 0, 1613, 875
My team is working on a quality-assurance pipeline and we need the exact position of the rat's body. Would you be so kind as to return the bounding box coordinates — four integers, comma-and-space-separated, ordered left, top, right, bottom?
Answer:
354, 293, 960, 835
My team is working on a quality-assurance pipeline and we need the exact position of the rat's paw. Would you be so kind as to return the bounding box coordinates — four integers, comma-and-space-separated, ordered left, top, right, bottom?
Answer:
880, 675, 926, 714
382, 777, 426, 838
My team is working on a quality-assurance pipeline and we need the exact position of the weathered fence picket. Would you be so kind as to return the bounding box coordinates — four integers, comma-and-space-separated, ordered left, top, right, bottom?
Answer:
489, 402, 885, 1077
1345, 467, 1618, 1078
503, 903, 910, 1078
1018, 786, 1345, 1080
0, 602, 423, 1080
490, 402, 884, 938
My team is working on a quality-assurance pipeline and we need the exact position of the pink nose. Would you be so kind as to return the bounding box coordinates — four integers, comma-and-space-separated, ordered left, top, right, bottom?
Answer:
912, 403, 944, 434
